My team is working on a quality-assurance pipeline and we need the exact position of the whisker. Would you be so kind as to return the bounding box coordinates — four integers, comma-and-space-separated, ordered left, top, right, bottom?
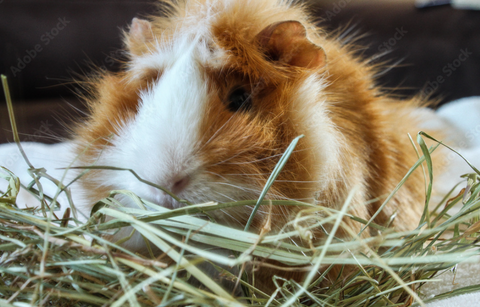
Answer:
206, 172, 274, 177
213, 182, 261, 194
204, 171, 230, 181
197, 108, 237, 151
209, 149, 253, 166
213, 191, 238, 203
217, 153, 284, 165
219, 209, 245, 226
275, 180, 322, 183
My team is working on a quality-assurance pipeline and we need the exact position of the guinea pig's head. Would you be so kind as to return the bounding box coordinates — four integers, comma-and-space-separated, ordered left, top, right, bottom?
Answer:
74, 1, 342, 231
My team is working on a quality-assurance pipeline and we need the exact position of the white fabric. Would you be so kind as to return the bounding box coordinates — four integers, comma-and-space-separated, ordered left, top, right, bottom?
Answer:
423, 259, 480, 306
423, 97, 480, 306
427, 292, 480, 307
0, 141, 80, 220
437, 96, 480, 148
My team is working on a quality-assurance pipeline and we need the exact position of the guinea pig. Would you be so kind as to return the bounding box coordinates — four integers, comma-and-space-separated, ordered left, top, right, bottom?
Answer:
72, 0, 441, 294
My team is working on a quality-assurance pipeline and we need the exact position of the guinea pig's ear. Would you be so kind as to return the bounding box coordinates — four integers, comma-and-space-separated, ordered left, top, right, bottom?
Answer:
126, 18, 154, 56
256, 21, 326, 69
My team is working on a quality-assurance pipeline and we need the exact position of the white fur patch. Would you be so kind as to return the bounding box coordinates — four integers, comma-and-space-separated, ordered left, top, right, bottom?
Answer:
95, 38, 210, 207
290, 75, 343, 191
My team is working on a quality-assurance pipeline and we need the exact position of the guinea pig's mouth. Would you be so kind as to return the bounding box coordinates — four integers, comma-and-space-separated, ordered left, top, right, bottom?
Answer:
142, 186, 184, 210
103, 186, 184, 214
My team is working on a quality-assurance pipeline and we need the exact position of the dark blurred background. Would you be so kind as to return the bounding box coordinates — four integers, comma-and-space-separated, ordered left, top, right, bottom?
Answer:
1, 0, 479, 144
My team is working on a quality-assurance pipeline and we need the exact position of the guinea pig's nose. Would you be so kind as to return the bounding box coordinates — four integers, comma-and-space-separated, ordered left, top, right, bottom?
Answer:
171, 175, 190, 195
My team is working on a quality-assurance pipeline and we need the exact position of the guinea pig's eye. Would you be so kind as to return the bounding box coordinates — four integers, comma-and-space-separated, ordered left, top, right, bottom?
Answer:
226, 87, 252, 112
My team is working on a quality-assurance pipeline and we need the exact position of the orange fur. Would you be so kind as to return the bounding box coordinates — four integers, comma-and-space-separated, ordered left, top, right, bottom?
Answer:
72, 0, 440, 294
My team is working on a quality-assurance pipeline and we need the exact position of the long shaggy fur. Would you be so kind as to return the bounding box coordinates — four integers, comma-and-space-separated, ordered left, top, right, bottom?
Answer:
72, 0, 441, 293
